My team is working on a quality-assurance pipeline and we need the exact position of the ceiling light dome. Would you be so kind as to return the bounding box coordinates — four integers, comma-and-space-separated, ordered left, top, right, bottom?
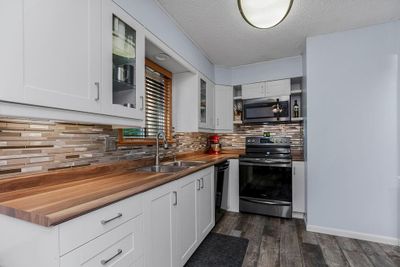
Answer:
238, 0, 293, 29
154, 53, 170, 62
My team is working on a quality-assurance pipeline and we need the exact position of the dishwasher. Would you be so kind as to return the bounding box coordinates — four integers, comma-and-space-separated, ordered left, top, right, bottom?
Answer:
214, 160, 229, 223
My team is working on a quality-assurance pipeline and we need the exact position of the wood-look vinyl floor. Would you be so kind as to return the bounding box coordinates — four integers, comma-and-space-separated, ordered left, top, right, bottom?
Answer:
212, 212, 400, 267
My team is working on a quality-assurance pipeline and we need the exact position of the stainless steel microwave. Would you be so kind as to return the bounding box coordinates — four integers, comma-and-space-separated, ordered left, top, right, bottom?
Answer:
243, 96, 290, 123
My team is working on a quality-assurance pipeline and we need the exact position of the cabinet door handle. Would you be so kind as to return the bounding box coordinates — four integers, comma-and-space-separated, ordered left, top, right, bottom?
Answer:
101, 249, 123, 265
197, 179, 201, 191
200, 178, 204, 189
140, 96, 144, 111
173, 191, 178, 206
293, 166, 296, 176
94, 82, 100, 101
101, 213, 122, 225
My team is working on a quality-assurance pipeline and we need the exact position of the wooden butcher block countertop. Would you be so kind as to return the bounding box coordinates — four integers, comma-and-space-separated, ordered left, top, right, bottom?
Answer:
0, 152, 241, 227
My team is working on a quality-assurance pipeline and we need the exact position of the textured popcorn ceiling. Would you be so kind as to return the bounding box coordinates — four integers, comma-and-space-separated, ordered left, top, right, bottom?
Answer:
156, 0, 400, 67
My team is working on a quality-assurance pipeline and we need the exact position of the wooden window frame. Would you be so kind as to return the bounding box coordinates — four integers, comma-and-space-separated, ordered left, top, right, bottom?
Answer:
118, 59, 173, 145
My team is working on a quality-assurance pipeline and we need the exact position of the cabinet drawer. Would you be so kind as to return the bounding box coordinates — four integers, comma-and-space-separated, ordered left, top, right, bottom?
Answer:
59, 194, 143, 255
61, 215, 144, 267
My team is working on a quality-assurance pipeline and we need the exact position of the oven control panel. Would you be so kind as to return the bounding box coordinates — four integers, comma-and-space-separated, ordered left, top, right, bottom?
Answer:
246, 136, 291, 145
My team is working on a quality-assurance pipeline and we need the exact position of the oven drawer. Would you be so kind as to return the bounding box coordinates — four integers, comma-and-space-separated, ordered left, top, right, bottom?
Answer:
239, 197, 292, 218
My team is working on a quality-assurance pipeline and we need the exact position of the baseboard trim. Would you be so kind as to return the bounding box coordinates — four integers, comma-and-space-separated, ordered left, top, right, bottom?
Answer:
307, 224, 399, 246
292, 212, 305, 219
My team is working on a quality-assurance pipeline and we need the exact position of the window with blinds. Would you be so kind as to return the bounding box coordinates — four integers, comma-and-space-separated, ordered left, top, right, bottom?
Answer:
144, 66, 171, 137
120, 59, 172, 143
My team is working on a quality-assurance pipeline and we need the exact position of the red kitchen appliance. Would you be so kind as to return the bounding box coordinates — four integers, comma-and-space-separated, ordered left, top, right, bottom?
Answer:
208, 135, 221, 155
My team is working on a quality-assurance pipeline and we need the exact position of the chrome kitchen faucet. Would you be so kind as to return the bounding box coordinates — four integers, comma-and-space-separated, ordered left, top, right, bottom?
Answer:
155, 130, 168, 172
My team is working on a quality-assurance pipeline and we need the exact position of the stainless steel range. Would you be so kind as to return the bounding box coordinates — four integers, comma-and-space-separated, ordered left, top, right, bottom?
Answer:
239, 136, 292, 218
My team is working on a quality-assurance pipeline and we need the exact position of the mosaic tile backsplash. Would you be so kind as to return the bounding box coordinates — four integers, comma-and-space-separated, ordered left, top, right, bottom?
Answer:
0, 117, 303, 179
219, 123, 304, 157
0, 118, 207, 179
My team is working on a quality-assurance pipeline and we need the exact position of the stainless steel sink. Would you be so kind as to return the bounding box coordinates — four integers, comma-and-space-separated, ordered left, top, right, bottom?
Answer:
162, 160, 207, 167
135, 165, 189, 173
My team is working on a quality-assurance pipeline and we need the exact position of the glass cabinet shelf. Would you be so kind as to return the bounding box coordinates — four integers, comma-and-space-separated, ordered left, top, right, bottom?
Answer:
112, 15, 137, 108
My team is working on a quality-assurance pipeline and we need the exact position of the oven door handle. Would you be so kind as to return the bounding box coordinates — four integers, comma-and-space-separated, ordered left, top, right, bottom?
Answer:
240, 197, 291, 206
239, 161, 291, 168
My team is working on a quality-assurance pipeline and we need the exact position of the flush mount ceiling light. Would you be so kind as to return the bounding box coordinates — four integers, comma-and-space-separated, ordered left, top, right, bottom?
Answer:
238, 0, 293, 29
154, 53, 170, 61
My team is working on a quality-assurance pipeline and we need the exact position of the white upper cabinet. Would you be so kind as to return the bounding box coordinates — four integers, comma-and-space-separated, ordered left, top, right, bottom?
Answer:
22, 0, 102, 113
241, 82, 266, 99
206, 79, 215, 129
214, 85, 233, 132
0, 0, 145, 125
172, 72, 199, 132
0, 1, 23, 102
266, 79, 291, 97
241, 79, 291, 100
198, 74, 215, 130
101, 0, 145, 123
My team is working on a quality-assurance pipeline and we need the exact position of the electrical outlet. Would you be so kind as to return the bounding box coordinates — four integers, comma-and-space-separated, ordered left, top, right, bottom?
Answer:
104, 136, 117, 152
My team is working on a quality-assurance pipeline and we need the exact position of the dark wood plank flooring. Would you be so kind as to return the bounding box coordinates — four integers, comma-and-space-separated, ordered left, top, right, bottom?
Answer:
212, 212, 400, 267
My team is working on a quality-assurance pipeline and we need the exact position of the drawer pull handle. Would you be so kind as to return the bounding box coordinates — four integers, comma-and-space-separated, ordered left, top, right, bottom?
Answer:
101, 249, 123, 265
173, 191, 178, 206
200, 178, 204, 189
101, 213, 122, 225
94, 82, 100, 101
197, 179, 201, 191
140, 96, 144, 111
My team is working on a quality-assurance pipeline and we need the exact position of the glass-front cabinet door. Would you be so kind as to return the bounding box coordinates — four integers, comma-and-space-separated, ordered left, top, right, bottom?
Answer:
102, 0, 145, 125
199, 78, 207, 127
112, 15, 136, 108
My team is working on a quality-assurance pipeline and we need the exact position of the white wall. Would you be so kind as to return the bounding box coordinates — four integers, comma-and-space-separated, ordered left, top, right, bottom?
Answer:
214, 56, 303, 86
397, 24, 400, 244
302, 47, 308, 217
214, 66, 232, 86
306, 21, 399, 244
114, 0, 214, 82
230, 56, 303, 85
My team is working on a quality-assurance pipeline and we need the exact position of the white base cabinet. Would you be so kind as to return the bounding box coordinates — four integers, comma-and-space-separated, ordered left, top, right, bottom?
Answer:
0, 167, 215, 267
143, 181, 177, 267
144, 167, 215, 267
293, 161, 306, 214
197, 170, 215, 241
227, 159, 239, 212
60, 216, 144, 267
176, 173, 199, 265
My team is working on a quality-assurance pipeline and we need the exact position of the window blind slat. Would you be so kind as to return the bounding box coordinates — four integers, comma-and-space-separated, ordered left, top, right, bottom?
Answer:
145, 67, 169, 137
